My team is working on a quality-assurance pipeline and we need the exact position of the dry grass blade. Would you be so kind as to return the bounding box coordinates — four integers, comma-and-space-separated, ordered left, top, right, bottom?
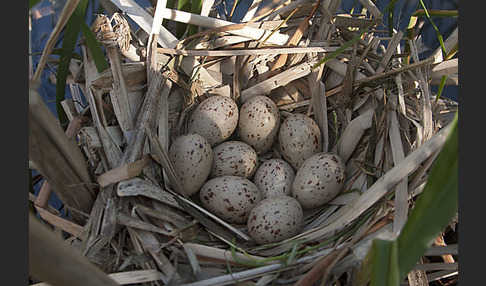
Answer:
91, 62, 146, 90
34, 206, 85, 239
121, 71, 168, 164
159, 8, 289, 45
131, 229, 181, 282
117, 213, 174, 235
270, 1, 320, 71
376, 31, 403, 74
117, 178, 183, 210
97, 155, 151, 187
424, 244, 458, 256
413, 263, 458, 272
183, 244, 202, 279
309, 71, 329, 152
241, 60, 316, 102
388, 92, 408, 235
158, 46, 336, 57
135, 204, 190, 231
337, 108, 374, 163
409, 40, 434, 142
146, 130, 187, 196
184, 243, 271, 265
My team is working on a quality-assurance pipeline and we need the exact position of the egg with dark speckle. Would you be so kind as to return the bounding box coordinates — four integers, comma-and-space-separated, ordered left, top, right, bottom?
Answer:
211, 141, 258, 178
169, 134, 213, 196
253, 159, 295, 199
292, 153, 346, 209
279, 114, 322, 170
238, 96, 280, 154
188, 95, 239, 146
200, 176, 262, 224
247, 195, 303, 244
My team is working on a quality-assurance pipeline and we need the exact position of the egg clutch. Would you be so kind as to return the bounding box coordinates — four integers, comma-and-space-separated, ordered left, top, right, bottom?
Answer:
169, 95, 346, 245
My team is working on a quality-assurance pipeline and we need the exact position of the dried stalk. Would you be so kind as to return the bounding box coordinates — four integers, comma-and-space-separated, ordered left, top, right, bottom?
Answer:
29, 89, 94, 217
29, 213, 118, 286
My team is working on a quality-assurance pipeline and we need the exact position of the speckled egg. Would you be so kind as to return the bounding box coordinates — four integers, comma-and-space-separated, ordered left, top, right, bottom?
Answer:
200, 176, 262, 224
292, 153, 346, 209
278, 114, 322, 170
211, 141, 258, 178
247, 195, 303, 244
238, 96, 280, 154
188, 95, 239, 146
169, 134, 213, 196
253, 159, 295, 199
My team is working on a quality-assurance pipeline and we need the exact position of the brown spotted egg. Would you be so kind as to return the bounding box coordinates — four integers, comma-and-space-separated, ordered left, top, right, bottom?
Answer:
292, 153, 346, 209
188, 95, 239, 146
278, 114, 322, 170
211, 141, 258, 178
200, 176, 262, 224
169, 134, 213, 196
253, 159, 295, 199
247, 195, 303, 244
238, 96, 280, 154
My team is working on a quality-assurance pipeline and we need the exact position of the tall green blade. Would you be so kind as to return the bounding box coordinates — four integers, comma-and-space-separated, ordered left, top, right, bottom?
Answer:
397, 113, 458, 280
370, 239, 400, 286
55, 0, 89, 125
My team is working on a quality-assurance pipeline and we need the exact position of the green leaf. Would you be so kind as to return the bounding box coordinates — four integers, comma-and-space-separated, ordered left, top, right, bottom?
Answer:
370, 239, 399, 286
29, 0, 41, 10
418, 0, 447, 58
412, 9, 458, 18
396, 112, 458, 280
80, 22, 109, 72
434, 75, 448, 104
55, 0, 89, 126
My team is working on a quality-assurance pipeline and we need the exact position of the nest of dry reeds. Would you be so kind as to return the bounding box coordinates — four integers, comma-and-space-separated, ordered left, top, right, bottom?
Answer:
29, 0, 458, 285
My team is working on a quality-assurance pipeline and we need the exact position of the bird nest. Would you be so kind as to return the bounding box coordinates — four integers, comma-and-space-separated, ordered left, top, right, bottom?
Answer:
29, 1, 458, 285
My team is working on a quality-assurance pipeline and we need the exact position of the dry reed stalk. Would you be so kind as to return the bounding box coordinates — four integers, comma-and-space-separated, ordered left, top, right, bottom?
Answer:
29, 89, 95, 219
29, 213, 118, 286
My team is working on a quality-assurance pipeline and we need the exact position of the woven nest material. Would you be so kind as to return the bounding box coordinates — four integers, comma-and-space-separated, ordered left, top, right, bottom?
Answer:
32, 2, 458, 285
